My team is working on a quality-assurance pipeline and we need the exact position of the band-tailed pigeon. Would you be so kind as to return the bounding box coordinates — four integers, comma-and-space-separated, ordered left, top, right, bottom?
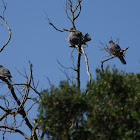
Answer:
68, 28, 81, 47
0, 65, 12, 82
109, 40, 126, 64
68, 28, 91, 47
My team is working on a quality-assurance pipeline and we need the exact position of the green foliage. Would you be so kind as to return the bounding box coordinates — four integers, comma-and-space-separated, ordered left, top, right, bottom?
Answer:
38, 68, 140, 140
87, 67, 140, 139
38, 81, 89, 140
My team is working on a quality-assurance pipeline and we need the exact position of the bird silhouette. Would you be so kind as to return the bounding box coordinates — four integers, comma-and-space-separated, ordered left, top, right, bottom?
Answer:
0, 65, 12, 82
108, 40, 126, 64
68, 28, 91, 47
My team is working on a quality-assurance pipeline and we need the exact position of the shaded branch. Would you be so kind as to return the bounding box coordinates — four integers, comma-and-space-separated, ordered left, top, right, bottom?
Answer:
0, 106, 16, 121
101, 56, 116, 72
0, 112, 8, 121
76, 46, 81, 89
0, 126, 29, 140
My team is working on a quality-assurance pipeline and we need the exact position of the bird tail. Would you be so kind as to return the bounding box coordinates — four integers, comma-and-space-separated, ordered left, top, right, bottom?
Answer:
82, 33, 91, 45
119, 55, 126, 64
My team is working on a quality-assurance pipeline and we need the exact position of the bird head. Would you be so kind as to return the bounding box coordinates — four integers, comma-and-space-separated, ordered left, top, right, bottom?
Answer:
69, 28, 76, 32
108, 40, 114, 44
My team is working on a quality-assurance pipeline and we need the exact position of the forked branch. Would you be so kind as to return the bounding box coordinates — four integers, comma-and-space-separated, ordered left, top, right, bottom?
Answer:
65, 0, 82, 29
0, 63, 40, 140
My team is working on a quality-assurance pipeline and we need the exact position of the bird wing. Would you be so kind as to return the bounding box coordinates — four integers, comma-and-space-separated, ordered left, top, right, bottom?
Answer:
109, 43, 121, 55
0, 67, 12, 78
68, 35, 80, 46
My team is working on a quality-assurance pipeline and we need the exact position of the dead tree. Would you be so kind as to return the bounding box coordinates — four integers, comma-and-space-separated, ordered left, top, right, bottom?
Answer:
46, 0, 91, 89
0, 62, 43, 140
0, 1, 42, 139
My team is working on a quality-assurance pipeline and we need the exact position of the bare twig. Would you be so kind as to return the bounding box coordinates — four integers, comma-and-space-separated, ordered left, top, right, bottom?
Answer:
44, 76, 53, 87
70, 48, 76, 70
101, 56, 116, 72
44, 11, 68, 32
57, 59, 76, 71
64, 1, 72, 22
65, 0, 82, 29
59, 68, 75, 85
19, 63, 33, 109
0, 1, 12, 53
99, 41, 109, 53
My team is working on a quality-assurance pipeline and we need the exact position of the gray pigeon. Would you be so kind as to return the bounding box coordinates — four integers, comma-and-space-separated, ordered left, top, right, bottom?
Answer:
109, 40, 126, 64
68, 28, 82, 47
68, 28, 91, 47
0, 65, 12, 82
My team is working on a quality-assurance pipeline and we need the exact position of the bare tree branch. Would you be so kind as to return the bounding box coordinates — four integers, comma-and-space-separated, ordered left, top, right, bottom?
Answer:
0, 63, 39, 140
45, 0, 82, 32
101, 56, 116, 72
99, 40, 110, 53
76, 46, 81, 89
81, 47, 92, 83
70, 48, 77, 70
19, 63, 33, 109
12, 83, 40, 96
0, 126, 29, 140
64, 1, 72, 22
57, 59, 76, 71
73, 0, 82, 20
44, 11, 68, 32
59, 68, 75, 85
0, 1, 12, 53
66, 0, 82, 29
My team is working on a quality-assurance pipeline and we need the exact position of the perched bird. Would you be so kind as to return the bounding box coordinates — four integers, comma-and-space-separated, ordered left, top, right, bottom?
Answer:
108, 40, 126, 64
68, 28, 91, 47
0, 65, 12, 82
68, 28, 82, 47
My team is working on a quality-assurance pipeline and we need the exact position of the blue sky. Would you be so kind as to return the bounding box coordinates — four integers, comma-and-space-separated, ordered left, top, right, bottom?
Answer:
0, 0, 140, 139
